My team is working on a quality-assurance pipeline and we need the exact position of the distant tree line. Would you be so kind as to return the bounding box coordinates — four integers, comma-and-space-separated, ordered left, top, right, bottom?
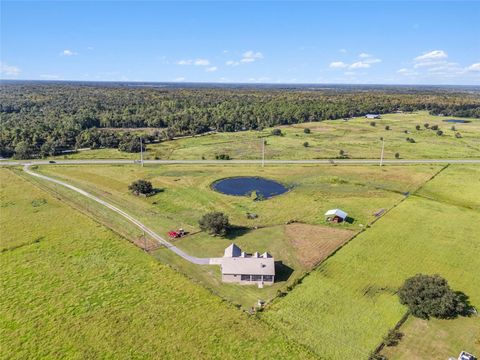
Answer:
1, 83, 479, 158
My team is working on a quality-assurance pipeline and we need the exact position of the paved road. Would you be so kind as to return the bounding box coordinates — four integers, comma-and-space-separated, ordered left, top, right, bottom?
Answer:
23, 164, 215, 265
3, 158, 480, 167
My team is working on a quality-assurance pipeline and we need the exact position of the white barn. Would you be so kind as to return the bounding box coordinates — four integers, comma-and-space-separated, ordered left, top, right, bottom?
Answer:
325, 209, 348, 223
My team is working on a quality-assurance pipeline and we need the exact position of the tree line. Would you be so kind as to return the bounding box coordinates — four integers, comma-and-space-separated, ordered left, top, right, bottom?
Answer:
1, 82, 479, 158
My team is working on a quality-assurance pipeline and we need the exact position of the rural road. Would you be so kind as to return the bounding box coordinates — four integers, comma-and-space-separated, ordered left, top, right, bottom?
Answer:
3, 158, 480, 166
23, 164, 215, 265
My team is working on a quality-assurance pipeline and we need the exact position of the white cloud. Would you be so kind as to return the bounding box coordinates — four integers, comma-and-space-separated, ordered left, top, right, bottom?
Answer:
467, 63, 480, 72
359, 53, 371, 58
205, 66, 218, 72
174, 77, 185, 82
226, 60, 240, 66
176, 58, 210, 66
240, 50, 263, 63
0, 62, 21, 76
61, 49, 77, 56
329, 61, 348, 69
194, 58, 210, 66
349, 61, 371, 69
414, 50, 448, 62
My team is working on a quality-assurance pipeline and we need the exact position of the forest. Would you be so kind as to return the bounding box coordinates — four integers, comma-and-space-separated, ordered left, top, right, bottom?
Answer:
1, 82, 479, 159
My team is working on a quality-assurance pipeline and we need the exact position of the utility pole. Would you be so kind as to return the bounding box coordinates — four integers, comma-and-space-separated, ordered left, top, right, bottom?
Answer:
140, 137, 144, 167
261, 138, 265, 168
380, 138, 385, 166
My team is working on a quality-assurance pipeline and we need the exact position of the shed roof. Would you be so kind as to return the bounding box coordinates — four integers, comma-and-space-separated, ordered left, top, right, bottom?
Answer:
221, 257, 275, 276
325, 209, 348, 219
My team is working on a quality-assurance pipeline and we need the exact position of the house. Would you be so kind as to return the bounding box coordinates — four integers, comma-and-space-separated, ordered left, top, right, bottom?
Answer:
325, 209, 348, 223
365, 114, 380, 119
221, 244, 275, 286
458, 351, 477, 360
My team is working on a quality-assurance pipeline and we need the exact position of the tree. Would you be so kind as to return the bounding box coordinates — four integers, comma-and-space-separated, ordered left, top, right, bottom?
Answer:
436, 130, 443, 136
424, 123, 430, 129
385, 125, 390, 130
398, 274, 465, 319
430, 124, 439, 130
118, 136, 143, 153
370, 121, 376, 127
303, 128, 311, 134
198, 212, 229, 236
215, 153, 230, 160
395, 152, 400, 159
303, 141, 309, 147
128, 179, 153, 196
271, 128, 283, 136
13, 141, 32, 159
415, 125, 421, 131
383, 329, 403, 347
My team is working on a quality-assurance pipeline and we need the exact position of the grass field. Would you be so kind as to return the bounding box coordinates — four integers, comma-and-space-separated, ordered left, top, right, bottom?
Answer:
54, 111, 480, 161
262, 165, 480, 359
29, 163, 440, 308
0, 168, 314, 359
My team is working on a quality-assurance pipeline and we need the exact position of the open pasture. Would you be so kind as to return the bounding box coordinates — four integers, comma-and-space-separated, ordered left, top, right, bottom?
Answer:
26, 163, 440, 308
55, 112, 480, 161
262, 165, 480, 359
0, 168, 313, 360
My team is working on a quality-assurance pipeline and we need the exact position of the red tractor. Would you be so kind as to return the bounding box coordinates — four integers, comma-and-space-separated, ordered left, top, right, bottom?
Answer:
168, 229, 185, 239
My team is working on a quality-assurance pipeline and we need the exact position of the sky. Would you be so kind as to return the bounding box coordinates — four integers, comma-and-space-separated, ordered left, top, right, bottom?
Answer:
1, 1, 479, 85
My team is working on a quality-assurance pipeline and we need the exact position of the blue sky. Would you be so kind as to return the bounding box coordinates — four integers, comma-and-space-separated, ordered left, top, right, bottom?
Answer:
1, 1, 479, 84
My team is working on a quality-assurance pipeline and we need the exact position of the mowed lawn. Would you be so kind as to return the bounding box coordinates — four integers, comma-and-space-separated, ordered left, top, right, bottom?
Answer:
55, 111, 480, 161
0, 169, 313, 359
31, 164, 439, 307
262, 165, 480, 359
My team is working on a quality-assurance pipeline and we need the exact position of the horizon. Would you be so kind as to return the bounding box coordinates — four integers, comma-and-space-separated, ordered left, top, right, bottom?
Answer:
1, 1, 479, 85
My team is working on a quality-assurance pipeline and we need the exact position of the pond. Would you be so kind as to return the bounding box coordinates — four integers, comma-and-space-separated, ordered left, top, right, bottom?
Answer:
211, 176, 289, 199
443, 119, 471, 123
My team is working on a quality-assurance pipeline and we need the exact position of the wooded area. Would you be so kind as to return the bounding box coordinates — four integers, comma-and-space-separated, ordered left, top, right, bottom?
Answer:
1, 82, 479, 158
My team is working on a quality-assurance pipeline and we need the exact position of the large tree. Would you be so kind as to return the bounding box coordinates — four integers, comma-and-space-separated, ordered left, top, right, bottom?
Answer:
198, 212, 230, 236
128, 179, 153, 196
398, 274, 465, 319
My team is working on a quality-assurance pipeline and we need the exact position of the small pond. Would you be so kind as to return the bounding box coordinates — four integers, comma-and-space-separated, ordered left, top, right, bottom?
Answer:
211, 176, 289, 199
443, 119, 471, 123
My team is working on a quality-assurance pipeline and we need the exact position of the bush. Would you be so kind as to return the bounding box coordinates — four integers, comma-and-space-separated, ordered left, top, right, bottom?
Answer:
303, 141, 309, 147
430, 124, 439, 130
415, 125, 421, 130
271, 128, 283, 136
406, 137, 416, 143
370, 121, 376, 127
118, 137, 143, 153
424, 123, 430, 129
383, 328, 403, 347
398, 274, 465, 319
455, 132, 462, 138
128, 179, 153, 195
198, 212, 230, 236
303, 128, 311, 134
395, 152, 400, 159
215, 153, 230, 160
385, 125, 390, 130
436, 130, 443, 136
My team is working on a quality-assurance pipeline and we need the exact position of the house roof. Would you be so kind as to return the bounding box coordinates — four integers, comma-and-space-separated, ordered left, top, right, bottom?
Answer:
221, 257, 275, 276
325, 209, 348, 219
224, 243, 242, 257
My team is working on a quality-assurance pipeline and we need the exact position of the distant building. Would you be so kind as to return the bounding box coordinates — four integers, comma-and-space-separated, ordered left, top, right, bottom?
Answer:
366, 114, 380, 119
221, 244, 275, 286
325, 209, 348, 223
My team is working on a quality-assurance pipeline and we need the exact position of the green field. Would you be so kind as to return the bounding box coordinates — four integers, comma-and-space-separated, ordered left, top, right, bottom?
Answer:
0, 168, 314, 359
27, 163, 440, 308
54, 112, 480, 161
262, 165, 480, 359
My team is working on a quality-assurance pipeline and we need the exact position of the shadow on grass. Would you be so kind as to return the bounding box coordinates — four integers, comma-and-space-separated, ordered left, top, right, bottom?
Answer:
344, 216, 355, 224
225, 225, 252, 240
275, 261, 294, 283
456, 291, 477, 317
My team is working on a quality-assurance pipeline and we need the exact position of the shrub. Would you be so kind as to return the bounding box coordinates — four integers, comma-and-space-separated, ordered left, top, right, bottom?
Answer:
415, 125, 421, 130
383, 329, 403, 347
385, 125, 390, 130
129, 179, 153, 196
118, 136, 143, 153
424, 123, 430, 129
406, 137, 416, 143
398, 274, 465, 319
455, 132, 462, 138
303, 142, 309, 147
215, 153, 230, 160
395, 152, 400, 159
271, 128, 283, 136
303, 128, 311, 134
198, 212, 230, 236
404, 130, 409, 134
430, 124, 439, 130
436, 130, 443, 136
370, 121, 376, 127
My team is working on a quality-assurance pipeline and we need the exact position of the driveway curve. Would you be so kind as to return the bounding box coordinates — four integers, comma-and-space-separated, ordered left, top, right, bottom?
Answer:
23, 165, 214, 265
